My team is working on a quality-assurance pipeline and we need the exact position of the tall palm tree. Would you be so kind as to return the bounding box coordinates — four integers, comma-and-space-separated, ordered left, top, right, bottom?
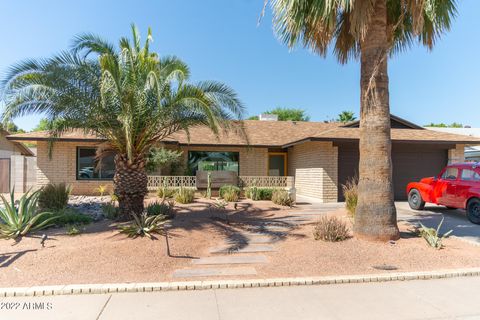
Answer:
337, 110, 356, 123
1, 25, 244, 220
267, 0, 457, 240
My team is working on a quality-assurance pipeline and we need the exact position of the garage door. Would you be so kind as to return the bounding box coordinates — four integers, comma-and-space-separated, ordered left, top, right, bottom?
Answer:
337, 143, 448, 201
0, 159, 10, 193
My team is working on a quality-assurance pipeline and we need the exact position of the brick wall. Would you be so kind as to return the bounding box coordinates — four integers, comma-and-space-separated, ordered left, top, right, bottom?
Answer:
36, 141, 113, 195
448, 144, 465, 164
288, 141, 338, 202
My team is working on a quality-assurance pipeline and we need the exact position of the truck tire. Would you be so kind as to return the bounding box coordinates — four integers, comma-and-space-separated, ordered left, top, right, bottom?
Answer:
408, 189, 425, 210
467, 198, 480, 225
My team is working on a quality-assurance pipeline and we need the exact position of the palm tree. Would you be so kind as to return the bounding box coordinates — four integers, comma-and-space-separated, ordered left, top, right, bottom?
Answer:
337, 111, 356, 123
267, 0, 457, 240
1, 25, 244, 220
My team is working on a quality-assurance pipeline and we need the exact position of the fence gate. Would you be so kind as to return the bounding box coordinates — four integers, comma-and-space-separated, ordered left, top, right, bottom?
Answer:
0, 159, 10, 193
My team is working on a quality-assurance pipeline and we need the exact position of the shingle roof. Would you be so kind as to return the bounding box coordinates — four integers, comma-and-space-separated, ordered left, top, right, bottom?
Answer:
7, 119, 480, 147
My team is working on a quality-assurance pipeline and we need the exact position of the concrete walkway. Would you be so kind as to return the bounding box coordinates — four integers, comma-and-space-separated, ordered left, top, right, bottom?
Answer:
3, 277, 480, 320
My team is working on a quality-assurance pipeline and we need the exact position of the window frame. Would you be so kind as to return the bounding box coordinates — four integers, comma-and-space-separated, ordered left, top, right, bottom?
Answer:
460, 168, 480, 182
76, 147, 115, 181
187, 150, 240, 176
440, 167, 459, 181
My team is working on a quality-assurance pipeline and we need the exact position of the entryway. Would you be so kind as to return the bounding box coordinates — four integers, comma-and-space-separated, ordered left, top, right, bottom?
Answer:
268, 152, 287, 176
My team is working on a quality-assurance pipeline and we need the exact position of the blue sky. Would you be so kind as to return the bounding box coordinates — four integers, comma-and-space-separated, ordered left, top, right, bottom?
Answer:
0, 0, 478, 130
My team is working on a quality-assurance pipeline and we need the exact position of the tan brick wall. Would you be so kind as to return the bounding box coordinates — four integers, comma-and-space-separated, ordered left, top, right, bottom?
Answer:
288, 141, 338, 202
179, 146, 268, 176
0, 134, 20, 158
36, 141, 113, 195
448, 144, 465, 164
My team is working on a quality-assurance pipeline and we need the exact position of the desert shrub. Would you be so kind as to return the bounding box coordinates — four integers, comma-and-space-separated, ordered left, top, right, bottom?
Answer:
66, 224, 83, 236
118, 213, 167, 239
102, 203, 119, 220
175, 187, 195, 204
418, 218, 452, 249
52, 208, 93, 226
342, 176, 358, 217
94, 185, 108, 196
272, 189, 294, 207
313, 216, 350, 242
0, 190, 58, 239
245, 187, 274, 200
38, 183, 71, 211
146, 200, 175, 218
157, 186, 177, 199
219, 185, 241, 202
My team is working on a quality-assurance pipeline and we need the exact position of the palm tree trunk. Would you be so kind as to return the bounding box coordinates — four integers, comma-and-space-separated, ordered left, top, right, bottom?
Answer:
353, 0, 400, 241
113, 154, 148, 220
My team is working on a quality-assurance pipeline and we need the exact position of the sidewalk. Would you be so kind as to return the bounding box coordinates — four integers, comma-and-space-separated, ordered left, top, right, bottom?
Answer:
2, 276, 480, 320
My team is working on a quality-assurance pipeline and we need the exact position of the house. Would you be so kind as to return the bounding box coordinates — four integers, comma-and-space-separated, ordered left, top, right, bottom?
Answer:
7, 115, 480, 201
0, 129, 35, 193
426, 127, 480, 162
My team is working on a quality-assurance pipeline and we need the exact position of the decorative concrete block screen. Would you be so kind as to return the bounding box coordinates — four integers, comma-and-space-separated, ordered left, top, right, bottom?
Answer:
196, 171, 237, 189
238, 176, 294, 188
147, 176, 196, 191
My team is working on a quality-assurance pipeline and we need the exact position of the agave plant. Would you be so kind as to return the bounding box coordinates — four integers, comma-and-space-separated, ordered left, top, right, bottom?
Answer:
418, 218, 453, 249
118, 213, 167, 239
0, 190, 58, 239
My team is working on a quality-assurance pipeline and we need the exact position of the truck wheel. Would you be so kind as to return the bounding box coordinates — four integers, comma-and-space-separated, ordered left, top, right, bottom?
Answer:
408, 189, 425, 210
467, 198, 480, 224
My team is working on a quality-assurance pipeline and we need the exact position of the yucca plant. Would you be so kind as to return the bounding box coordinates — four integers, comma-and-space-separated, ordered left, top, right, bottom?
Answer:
0, 190, 58, 239
118, 213, 167, 239
94, 185, 108, 197
418, 218, 453, 249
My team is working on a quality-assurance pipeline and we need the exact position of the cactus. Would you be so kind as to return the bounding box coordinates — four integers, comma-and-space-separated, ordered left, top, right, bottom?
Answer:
206, 171, 212, 199
418, 217, 453, 249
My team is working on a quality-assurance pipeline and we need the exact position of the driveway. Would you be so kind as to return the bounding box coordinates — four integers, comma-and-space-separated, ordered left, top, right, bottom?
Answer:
396, 202, 480, 245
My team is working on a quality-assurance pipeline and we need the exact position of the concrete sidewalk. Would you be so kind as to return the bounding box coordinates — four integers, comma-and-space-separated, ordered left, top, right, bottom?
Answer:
3, 277, 480, 320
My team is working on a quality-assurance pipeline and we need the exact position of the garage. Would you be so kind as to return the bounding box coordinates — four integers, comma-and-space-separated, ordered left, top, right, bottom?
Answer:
337, 142, 449, 201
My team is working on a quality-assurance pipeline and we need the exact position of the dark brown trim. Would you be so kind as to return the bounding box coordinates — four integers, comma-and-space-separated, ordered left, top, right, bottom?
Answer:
342, 114, 425, 130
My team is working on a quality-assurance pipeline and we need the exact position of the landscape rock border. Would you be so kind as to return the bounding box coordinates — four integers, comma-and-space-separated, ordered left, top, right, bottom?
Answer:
2, 267, 480, 297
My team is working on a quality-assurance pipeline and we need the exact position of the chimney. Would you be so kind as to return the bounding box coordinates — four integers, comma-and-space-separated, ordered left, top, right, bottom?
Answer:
259, 114, 278, 121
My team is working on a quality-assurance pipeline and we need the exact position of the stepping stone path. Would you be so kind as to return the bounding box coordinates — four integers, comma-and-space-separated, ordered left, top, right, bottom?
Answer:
171, 209, 326, 279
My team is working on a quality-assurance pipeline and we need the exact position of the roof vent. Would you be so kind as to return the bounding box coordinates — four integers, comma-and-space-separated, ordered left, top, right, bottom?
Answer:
259, 114, 278, 121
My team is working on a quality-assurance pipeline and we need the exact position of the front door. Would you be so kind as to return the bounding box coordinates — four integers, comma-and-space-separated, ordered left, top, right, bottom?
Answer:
268, 153, 287, 176
436, 166, 459, 207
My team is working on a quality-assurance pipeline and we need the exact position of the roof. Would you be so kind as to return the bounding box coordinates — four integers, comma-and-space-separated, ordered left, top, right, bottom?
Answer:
426, 127, 480, 138
0, 129, 35, 156
343, 114, 425, 130
7, 117, 480, 148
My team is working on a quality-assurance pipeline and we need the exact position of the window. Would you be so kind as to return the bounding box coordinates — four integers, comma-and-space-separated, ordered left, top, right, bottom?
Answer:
187, 151, 239, 176
461, 169, 480, 181
77, 147, 115, 180
441, 167, 458, 180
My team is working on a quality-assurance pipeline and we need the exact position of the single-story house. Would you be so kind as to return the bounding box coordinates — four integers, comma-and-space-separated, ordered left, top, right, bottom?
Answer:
0, 129, 35, 193
7, 115, 480, 201
426, 127, 480, 162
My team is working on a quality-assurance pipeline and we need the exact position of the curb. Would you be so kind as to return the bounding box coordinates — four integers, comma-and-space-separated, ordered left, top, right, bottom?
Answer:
2, 268, 480, 297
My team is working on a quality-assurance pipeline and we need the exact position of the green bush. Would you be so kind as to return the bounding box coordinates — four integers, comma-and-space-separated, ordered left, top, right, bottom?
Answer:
175, 187, 195, 204
102, 203, 119, 220
219, 185, 241, 202
146, 201, 175, 218
342, 177, 358, 217
157, 187, 177, 199
38, 183, 71, 211
66, 224, 83, 236
313, 216, 350, 242
272, 189, 294, 206
0, 190, 58, 239
245, 187, 274, 200
52, 208, 93, 226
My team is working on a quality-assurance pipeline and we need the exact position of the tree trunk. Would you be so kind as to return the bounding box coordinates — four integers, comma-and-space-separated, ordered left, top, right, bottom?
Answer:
113, 154, 148, 221
353, 0, 400, 241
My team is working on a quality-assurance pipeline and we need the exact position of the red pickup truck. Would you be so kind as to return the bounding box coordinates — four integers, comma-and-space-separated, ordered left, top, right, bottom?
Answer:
406, 163, 480, 224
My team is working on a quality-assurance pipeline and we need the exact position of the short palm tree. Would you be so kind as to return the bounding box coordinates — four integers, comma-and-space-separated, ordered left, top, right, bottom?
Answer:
267, 0, 457, 240
1, 25, 244, 220
337, 111, 356, 123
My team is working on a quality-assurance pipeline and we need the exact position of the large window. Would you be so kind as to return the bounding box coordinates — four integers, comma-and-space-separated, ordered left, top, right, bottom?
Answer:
77, 147, 115, 180
188, 151, 239, 176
